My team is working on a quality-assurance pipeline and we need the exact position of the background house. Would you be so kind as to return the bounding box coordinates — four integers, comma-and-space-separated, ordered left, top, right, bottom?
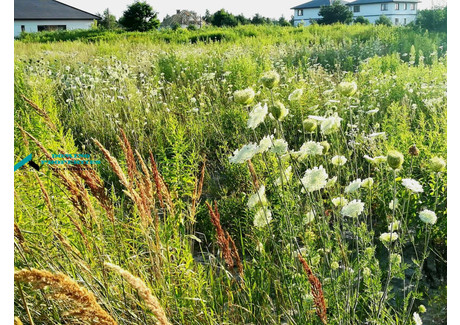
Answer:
346, 0, 419, 25
291, 0, 349, 26
14, 0, 99, 38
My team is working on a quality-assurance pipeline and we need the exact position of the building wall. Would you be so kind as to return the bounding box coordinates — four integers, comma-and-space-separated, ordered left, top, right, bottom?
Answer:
14, 20, 94, 37
350, 2, 417, 25
292, 8, 321, 26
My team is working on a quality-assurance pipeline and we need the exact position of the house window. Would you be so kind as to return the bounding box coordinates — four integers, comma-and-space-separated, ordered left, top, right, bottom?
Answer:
404, 18, 407, 25
37, 25, 67, 32
21, 25, 25, 32
395, 18, 400, 25
381, 3, 388, 11
404, 3, 408, 10
395, 3, 400, 10
353, 5, 360, 12
297, 9, 303, 16
410, 3, 416, 10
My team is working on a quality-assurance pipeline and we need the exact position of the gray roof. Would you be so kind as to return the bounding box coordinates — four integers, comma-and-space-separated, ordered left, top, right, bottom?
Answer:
15, 0, 100, 20
346, 0, 419, 5
291, 0, 348, 10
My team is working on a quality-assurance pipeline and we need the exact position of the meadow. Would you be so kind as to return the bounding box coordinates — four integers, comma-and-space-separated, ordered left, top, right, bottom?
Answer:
14, 24, 447, 324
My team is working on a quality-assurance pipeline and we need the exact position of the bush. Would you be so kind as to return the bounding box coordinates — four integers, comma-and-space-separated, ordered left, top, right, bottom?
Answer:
354, 16, 370, 25
375, 15, 392, 26
318, 0, 353, 25
119, 1, 160, 32
414, 7, 447, 32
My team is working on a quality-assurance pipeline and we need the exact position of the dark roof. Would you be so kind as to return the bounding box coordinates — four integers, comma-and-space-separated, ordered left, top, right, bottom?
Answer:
291, 0, 348, 9
346, 0, 419, 5
15, 0, 100, 20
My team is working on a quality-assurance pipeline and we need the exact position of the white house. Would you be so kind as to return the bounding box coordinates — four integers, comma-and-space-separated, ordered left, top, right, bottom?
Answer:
346, 0, 419, 25
14, 0, 100, 38
291, 0, 349, 26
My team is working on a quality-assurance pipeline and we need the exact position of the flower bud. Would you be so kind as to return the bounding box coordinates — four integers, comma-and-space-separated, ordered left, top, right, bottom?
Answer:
260, 71, 280, 89
233, 88, 255, 105
320, 141, 330, 153
337, 81, 357, 97
418, 305, 426, 313
387, 150, 404, 170
303, 119, 317, 132
429, 156, 446, 173
331, 261, 339, 270
408, 144, 420, 156
269, 101, 288, 121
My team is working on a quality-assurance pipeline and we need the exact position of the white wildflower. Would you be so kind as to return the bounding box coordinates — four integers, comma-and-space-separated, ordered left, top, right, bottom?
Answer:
275, 166, 293, 186
413, 312, 423, 325
229, 143, 259, 164
304, 210, 315, 224
298, 141, 323, 158
288, 88, 303, 102
419, 209, 437, 225
345, 179, 362, 193
247, 185, 268, 209
247, 103, 268, 129
301, 166, 328, 192
341, 199, 365, 218
326, 176, 337, 188
364, 155, 387, 165
379, 232, 399, 243
321, 113, 342, 135
331, 155, 347, 166
389, 199, 399, 210
254, 207, 272, 228
270, 139, 288, 155
402, 178, 424, 193
332, 197, 348, 207
257, 135, 273, 153
361, 177, 374, 188
388, 220, 401, 231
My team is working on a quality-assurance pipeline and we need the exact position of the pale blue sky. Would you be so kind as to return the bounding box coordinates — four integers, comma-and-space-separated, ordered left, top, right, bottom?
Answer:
58, 0, 440, 20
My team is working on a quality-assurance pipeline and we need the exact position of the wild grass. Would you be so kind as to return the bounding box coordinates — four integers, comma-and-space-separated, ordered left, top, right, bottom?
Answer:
14, 24, 446, 324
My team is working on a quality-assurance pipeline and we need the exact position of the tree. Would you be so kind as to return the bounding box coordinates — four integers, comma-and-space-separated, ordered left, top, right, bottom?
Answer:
119, 1, 160, 32
251, 13, 270, 25
375, 15, 392, 26
235, 14, 250, 25
98, 8, 118, 30
317, 0, 353, 25
354, 16, 370, 25
210, 9, 238, 27
278, 16, 291, 27
414, 7, 447, 32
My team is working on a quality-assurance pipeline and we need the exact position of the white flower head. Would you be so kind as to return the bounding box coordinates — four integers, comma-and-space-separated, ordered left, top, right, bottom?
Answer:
402, 178, 424, 193
332, 196, 348, 207
326, 176, 337, 188
274, 166, 293, 186
345, 179, 362, 194
304, 210, 315, 224
257, 135, 274, 153
298, 141, 323, 158
270, 139, 288, 155
321, 113, 342, 135
389, 199, 399, 210
379, 232, 399, 243
419, 209, 437, 225
341, 199, 365, 218
247, 103, 268, 129
331, 155, 347, 166
361, 177, 374, 189
234, 87, 255, 105
288, 88, 303, 102
247, 185, 268, 209
229, 143, 259, 164
413, 312, 423, 325
364, 155, 387, 165
301, 166, 328, 192
388, 220, 401, 231
254, 207, 272, 228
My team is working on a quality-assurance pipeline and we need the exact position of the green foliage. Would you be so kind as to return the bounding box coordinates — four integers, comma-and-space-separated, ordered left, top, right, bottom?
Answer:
414, 7, 447, 33
354, 16, 370, 25
119, 1, 160, 31
376, 15, 393, 26
318, 0, 353, 25
14, 24, 446, 325
98, 8, 119, 30
209, 9, 238, 27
